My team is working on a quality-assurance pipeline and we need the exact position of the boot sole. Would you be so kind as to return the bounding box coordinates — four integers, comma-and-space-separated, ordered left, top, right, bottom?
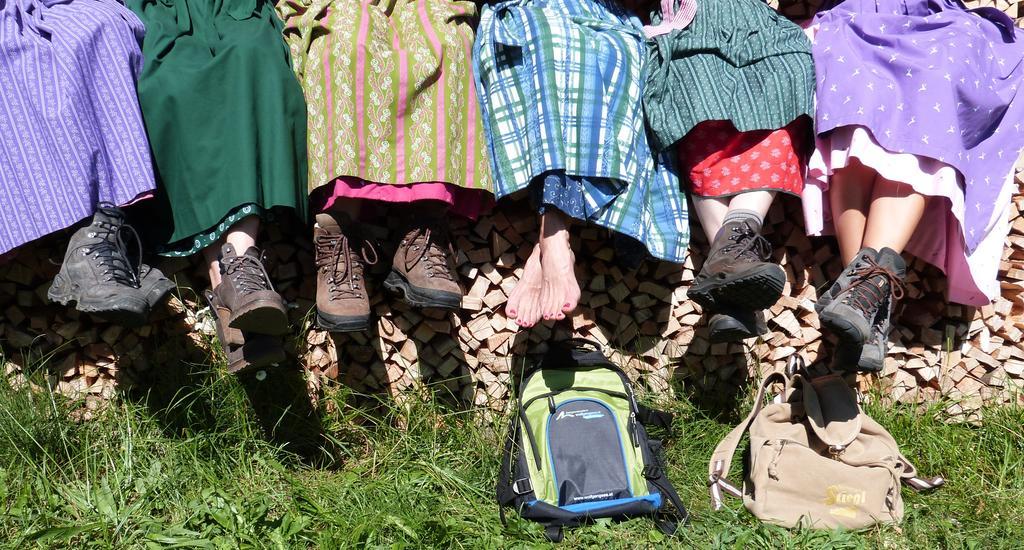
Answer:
228, 344, 287, 375
830, 342, 884, 374
708, 316, 765, 344
688, 264, 786, 311
316, 309, 371, 333
855, 358, 884, 373
48, 275, 149, 327
818, 303, 870, 347
708, 323, 756, 344
229, 301, 290, 336
384, 271, 461, 310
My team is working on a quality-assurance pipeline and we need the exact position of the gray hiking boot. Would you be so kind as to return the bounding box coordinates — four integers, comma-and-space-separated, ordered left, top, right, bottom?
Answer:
139, 264, 176, 310
214, 244, 289, 335
687, 219, 786, 311
835, 283, 897, 373
815, 247, 878, 313
708, 307, 768, 344
48, 204, 150, 326
819, 247, 906, 349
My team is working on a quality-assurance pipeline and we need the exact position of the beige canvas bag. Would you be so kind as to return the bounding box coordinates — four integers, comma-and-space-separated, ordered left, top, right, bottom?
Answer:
707, 359, 944, 529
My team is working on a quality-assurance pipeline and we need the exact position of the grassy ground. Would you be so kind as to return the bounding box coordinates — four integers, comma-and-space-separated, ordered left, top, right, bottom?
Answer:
0, 352, 1022, 549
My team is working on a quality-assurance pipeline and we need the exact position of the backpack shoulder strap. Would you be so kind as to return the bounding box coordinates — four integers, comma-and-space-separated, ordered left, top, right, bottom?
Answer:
496, 414, 517, 505
890, 434, 946, 492
899, 455, 946, 492
707, 371, 788, 510
637, 403, 673, 431
644, 440, 690, 534
495, 405, 536, 520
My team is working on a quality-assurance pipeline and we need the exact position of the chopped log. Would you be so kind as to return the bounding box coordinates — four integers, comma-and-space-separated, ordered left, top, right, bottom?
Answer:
1, 2, 1023, 415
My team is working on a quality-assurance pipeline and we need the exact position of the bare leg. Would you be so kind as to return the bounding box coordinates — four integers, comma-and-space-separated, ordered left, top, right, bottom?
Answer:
829, 160, 876, 264
204, 215, 260, 288
691, 196, 730, 241
861, 176, 926, 254
538, 209, 580, 320
726, 190, 776, 223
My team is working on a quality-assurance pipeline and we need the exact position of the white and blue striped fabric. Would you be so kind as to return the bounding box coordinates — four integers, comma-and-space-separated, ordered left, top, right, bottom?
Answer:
473, 0, 690, 263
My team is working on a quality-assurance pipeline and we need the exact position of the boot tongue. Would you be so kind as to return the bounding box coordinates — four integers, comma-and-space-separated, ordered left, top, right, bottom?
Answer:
875, 248, 906, 278
716, 218, 760, 241
92, 205, 125, 227
853, 247, 878, 263
315, 213, 342, 233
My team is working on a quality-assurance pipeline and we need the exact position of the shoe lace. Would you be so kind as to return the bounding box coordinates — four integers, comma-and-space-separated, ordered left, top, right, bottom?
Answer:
74, 205, 143, 287
402, 223, 456, 282
222, 250, 276, 294
717, 223, 773, 264
316, 232, 378, 299
841, 257, 906, 320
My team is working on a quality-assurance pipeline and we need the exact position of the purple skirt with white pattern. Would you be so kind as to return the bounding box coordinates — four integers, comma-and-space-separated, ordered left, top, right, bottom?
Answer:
0, 0, 156, 256
811, 0, 1024, 255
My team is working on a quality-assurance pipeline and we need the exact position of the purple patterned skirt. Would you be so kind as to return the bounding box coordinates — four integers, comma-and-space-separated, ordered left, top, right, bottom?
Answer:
0, 0, 156, 255
811, 0, 1024, 254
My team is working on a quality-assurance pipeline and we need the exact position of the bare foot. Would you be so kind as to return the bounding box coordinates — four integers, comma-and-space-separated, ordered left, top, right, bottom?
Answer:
506, 244, 544, 327
538, 213, 581, 321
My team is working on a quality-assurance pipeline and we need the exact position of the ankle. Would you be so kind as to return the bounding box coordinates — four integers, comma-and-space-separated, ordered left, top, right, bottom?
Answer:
719, 209, 764, 235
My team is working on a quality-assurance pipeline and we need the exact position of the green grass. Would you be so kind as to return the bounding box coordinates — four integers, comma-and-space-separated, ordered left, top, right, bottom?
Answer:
0, 354, 1022, 549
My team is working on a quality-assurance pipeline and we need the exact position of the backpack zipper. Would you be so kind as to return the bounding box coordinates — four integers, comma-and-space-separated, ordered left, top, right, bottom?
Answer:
628, 411, 639, 447
521, 387, 629, 411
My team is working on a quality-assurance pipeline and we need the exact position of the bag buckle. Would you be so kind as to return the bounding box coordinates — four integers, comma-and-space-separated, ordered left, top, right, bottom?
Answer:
512, 478, 533, 495
708, 460, 743, 510
828, 444, 847, 458
643, 464, 663, 479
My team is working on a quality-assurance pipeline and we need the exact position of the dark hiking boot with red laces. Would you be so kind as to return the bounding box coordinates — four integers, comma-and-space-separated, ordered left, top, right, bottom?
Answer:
815, 247, 878, 313
819, 247, 906, 351
708, 307, 768, 344
385, 219, 463, 309
314, 213, 378, 332
687, 219, 786, 311
214, 244, 289, 335
205, 289, 285, 374
834, 314, 891, 374
48, 204, 151, 326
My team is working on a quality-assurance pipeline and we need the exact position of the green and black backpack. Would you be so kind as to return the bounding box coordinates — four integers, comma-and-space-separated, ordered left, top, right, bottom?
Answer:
496, 339, 688, 542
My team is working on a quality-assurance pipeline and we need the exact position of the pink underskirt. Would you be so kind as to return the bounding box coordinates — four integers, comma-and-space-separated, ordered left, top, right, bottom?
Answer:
804, 125, 1012, 306
123, 191, 153, 206
313, 177, 491, 219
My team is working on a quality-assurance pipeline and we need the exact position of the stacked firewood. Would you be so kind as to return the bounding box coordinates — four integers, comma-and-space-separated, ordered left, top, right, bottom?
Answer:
1, 1, 1023, 420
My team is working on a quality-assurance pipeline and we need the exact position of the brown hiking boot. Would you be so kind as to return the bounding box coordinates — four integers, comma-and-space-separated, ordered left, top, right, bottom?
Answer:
314, 213, 378, 332
385, 219, 463, 309
687, 219, 786, 311
707, 307, 768, 344
214, 244, 289, 335
205, 289, 285, 374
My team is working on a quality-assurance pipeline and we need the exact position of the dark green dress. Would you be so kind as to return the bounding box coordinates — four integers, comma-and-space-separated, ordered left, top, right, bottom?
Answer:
642, 0, 815, 153
127, 0, 308, 256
